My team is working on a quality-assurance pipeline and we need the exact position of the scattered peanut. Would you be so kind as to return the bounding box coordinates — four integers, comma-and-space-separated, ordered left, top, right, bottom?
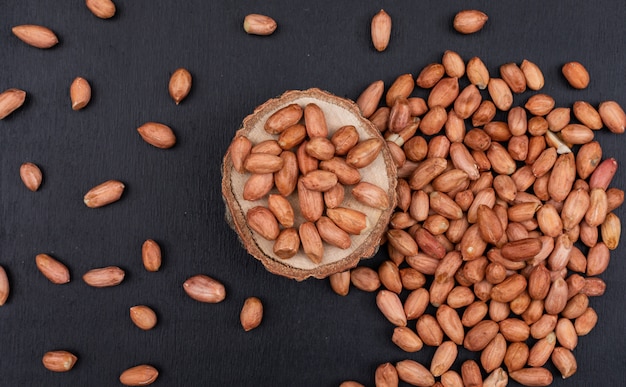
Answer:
20, 162, 43, 191
119, 364, 159, 386
70, 77, 91, 110
137, 122, 177, 149
243, 14, 277, 36
82, 266, 125, 287
0, 265, 9, 306
453, 10, 488, 34
562, 61, 590, 89
141, 239, 162, 272
85, 0, 116, 19
371, 9, 392, 52
12, 24, 58, 48
168, 68, 192, 104
42, 350, 78, 372
183, 274, 226, 303
35, 253, 70, 284
0, 88, 27, 119
83, 179, 125, 208
129, 305, 158, 330
240, 296, 264, 331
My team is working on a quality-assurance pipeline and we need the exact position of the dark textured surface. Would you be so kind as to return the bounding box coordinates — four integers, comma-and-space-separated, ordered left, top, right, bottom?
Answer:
1, 1, 625, 386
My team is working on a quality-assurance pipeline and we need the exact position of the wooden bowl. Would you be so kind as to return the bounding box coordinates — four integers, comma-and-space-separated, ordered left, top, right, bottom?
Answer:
222, 88, 397, 280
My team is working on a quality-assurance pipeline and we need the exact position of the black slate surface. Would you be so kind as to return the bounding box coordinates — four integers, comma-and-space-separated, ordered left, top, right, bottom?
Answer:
1, 1, 625, 386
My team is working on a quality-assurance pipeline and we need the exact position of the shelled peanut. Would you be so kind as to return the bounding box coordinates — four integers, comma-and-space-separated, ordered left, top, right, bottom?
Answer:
336, 51, 624, 386
229, 102, 390, 264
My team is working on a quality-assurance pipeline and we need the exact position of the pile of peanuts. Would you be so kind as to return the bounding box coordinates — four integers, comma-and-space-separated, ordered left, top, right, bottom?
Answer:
229, 101, 391, 264
334, 52, 625, 387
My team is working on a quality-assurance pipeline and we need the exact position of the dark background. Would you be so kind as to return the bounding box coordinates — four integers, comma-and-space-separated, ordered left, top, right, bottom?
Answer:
1, 1, 625, 386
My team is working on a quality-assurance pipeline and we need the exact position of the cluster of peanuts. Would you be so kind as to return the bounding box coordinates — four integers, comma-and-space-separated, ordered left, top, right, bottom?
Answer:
334, 51, 625, 387
229, 101, 393, 264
